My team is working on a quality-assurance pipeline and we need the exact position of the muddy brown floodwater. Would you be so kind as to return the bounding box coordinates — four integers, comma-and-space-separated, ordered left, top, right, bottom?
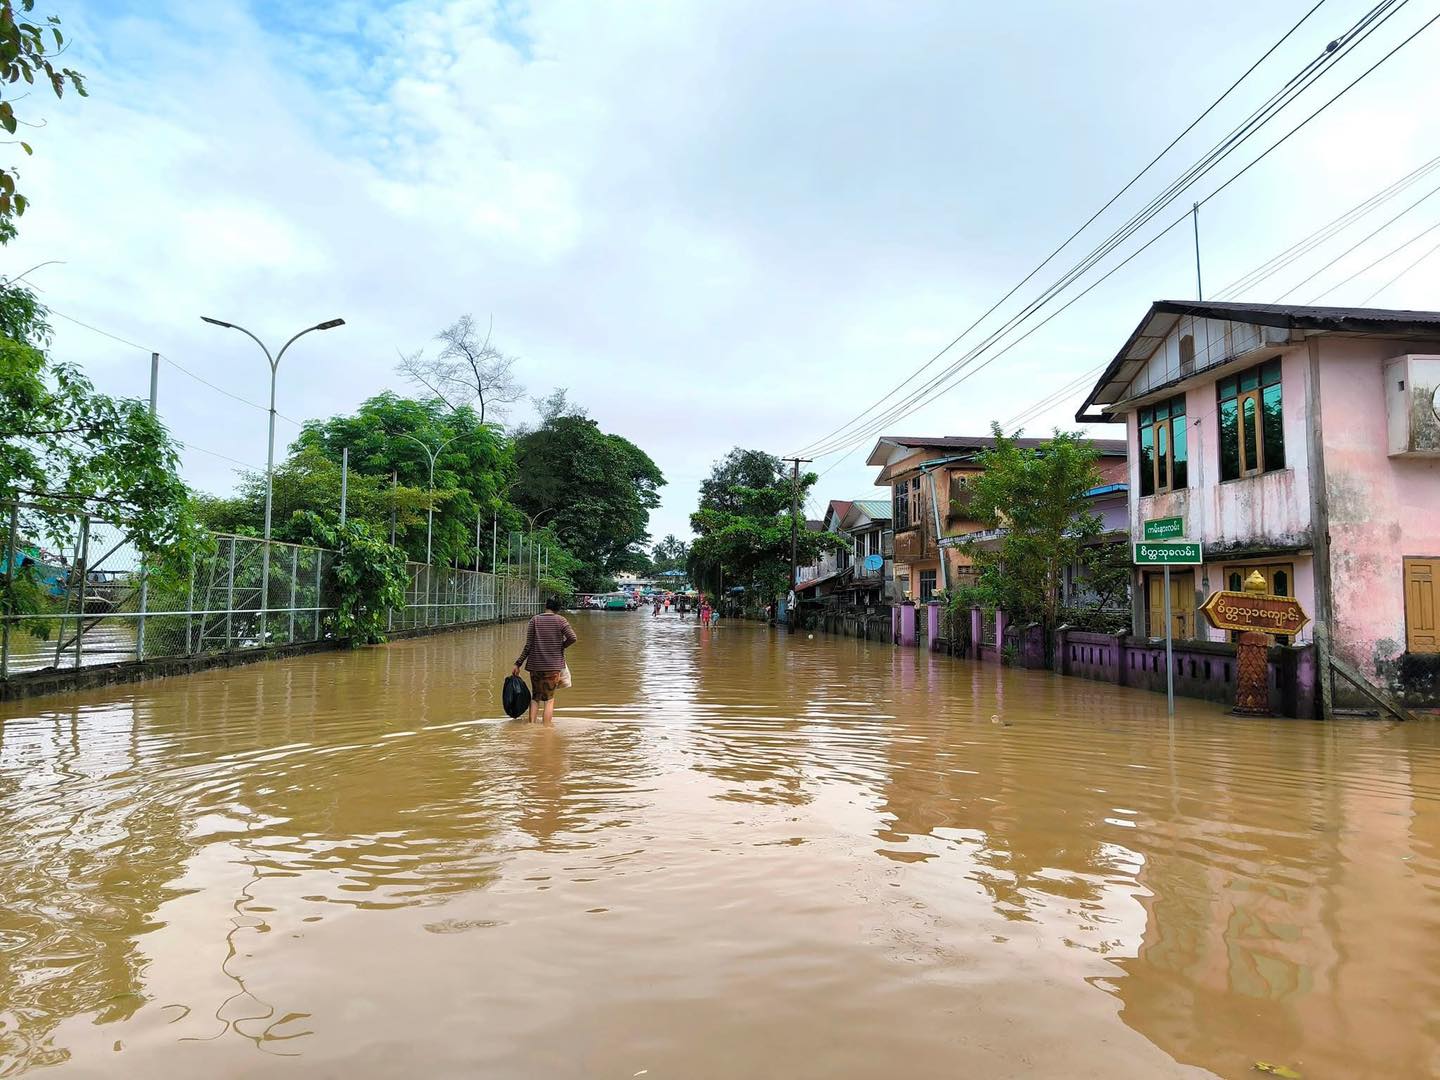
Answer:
3, 613, 1440, 1078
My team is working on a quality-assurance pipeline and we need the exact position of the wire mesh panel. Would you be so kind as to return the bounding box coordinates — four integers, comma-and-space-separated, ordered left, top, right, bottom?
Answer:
2, 502, 539, 680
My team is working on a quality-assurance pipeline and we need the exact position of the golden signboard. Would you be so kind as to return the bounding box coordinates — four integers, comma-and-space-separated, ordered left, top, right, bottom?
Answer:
1200, 589, 1310, 635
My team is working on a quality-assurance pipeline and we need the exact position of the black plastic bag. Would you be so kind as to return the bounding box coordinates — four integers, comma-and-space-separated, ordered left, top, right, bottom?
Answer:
502, 674, 532, 719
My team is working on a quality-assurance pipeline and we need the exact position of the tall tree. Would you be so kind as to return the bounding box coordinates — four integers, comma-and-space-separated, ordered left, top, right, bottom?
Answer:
689, 450, 829, 607
0, 1, 87, 221
958, 425, 1103, 647
292, 393, 515, 566
698, 448, 784, 515
650, 534, 689, 576
511, 397, 664, 592
0, 273, 192, 554
397, 315, 523, 426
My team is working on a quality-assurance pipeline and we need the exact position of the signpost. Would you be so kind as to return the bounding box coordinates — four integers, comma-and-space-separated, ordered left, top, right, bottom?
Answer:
1135, 521, 1202, 716
1133, 540, 1203, 565
1201, 571, 1311, 716
1142, 516, 1184, 541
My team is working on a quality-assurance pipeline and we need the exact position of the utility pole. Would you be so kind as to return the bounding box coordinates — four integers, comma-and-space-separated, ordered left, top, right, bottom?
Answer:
137, 352, 160, 660
782, 456, 811, 633
1192, 201, 1203, 301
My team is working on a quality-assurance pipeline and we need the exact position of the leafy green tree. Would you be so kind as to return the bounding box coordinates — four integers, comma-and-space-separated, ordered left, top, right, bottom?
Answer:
958, 425, 1103, 649
192, 445, 433, 549
698, 448, 783, 515
511, 400, 664, 592
650, 533, 689, 576
291, 393, 515, 565
0, 1, 87, 220
293, 512, 407, 645
1, 281, 193, 556
689, 452, 830, 608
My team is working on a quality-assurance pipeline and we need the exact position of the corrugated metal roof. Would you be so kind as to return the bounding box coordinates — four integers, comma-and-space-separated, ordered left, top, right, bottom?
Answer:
850, 499, 891, 520
868, 434, 1126, 468
1077, 299, 1440, 421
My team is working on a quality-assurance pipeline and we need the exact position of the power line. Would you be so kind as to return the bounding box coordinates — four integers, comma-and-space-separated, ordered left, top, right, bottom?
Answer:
788, 0, 1332, 460
178, 441, 262, 471
1273, 174, 1440, 300
1361, 234, 1440, 302
43, 304, 307, 427
795, 3, 1437, 460
159, 353, 304, 427
1307, 215, 1440, 302
48, 308, 151, 352
1215, 150, 1440, 298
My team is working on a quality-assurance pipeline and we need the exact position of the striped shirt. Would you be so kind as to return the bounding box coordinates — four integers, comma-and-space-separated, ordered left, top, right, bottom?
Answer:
515, 613, 577, 673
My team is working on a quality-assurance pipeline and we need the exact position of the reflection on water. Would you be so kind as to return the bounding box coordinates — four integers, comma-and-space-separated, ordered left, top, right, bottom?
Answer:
3, 612, 1440, 1076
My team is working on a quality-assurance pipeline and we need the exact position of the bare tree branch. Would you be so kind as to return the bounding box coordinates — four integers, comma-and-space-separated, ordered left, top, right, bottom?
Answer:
395, 314, 524, 425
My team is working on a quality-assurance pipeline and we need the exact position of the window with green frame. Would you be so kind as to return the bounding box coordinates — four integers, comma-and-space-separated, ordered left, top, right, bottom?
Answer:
1218, 358, 1285, 481
1137, 394, 1188, 497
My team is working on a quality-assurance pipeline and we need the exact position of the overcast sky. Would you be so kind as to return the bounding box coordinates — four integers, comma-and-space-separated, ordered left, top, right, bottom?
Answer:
10, 0, 1440, 543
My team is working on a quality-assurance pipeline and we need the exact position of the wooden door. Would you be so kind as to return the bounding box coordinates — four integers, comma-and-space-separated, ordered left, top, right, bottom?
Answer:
1406, 557, 1439, 653
1146, 571, 1194, 639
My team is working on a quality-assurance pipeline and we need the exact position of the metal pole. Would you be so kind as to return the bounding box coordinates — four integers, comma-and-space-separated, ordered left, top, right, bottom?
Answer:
225, 537, 236, 650
1163, 563, 1175, 716
340, 447, 349, 527
184, 554, 195, 655
288, 543, 298, 643
136, 352, 160, 661
315, 549, 323, 640
2, 503, 18, 680
260, 361, 277, 644
1192, 202, 1203, 301
75, 515, 89, 670
491, 514, 497, 574
425, 452, 435, 565
475, 511, 482, 572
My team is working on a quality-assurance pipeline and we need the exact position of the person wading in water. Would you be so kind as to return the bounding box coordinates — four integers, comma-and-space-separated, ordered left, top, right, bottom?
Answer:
512, 597, 577, 725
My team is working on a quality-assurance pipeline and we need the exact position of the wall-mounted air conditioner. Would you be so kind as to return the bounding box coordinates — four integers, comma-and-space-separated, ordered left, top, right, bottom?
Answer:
1385, 354, 1440, 457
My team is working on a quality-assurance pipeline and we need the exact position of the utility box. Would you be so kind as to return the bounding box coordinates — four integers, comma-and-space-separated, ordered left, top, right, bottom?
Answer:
1384, 354, 1440, 457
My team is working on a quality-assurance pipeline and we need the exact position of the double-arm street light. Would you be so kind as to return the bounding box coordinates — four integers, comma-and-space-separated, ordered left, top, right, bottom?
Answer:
397, 431, 467, 565
201, 315, 345, 639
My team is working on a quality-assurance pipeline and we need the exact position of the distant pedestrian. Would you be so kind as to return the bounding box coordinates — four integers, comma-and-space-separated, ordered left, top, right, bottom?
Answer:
653, 597, 662, 617
512, 597, 577, 725
699, 598, 712, 626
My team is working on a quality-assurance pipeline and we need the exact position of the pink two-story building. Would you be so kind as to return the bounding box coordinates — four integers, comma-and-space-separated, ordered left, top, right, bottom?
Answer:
1079, 300, 1440, 711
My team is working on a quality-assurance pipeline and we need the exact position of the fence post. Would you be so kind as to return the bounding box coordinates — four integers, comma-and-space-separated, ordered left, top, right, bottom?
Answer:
74, 514, 90, 670
185, 554, 196, 655
314, 549, 323, 640
225, 537, 236, 650
1, 503, 17, 680
288, 544, 299, 644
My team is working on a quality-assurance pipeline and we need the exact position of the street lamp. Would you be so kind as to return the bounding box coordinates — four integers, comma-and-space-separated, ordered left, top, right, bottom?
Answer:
201, 315, 344, 639
517, 506, 556, 582
396, 431, 466, 565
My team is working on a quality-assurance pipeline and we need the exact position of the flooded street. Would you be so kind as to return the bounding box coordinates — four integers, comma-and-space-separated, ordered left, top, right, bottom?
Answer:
3, 613, 1440, 1078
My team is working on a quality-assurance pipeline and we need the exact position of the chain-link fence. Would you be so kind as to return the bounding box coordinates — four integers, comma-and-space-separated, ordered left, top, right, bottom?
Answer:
1, 501, 540, 678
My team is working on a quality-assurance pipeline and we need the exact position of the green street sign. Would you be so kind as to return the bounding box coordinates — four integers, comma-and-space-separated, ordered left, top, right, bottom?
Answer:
1134, 541, 1203, 566
1143, 516, 1184, 540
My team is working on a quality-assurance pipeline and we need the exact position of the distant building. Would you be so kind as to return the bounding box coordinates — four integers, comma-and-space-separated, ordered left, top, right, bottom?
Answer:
1079, 299, 1440, 707
865, 435, 1127, 603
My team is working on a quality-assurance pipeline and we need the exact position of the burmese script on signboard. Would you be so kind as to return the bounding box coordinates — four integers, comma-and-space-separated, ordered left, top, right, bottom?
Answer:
1200, 590, 1311, 635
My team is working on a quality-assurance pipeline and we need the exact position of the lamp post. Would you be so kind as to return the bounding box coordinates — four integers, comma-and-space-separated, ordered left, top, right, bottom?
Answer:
201, 315, 344, 641
517, 507, 556, 582
397, 432, 466, 565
